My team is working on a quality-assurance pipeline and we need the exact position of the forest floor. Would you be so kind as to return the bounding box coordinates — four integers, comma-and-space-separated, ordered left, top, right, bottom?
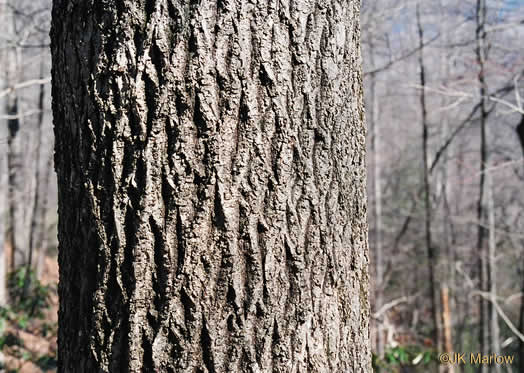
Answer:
1, 256, 58, 373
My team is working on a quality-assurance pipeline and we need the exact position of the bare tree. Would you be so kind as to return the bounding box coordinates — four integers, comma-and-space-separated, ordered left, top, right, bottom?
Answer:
4, 0, 23, 277
475, 1, 489, 368
366, 22, 385, 360
23, 62, 47, 296
416, 3, 440, 354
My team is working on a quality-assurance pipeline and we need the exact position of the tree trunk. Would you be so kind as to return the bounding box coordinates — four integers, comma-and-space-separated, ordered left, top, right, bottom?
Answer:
486, 168, 500, 373
24, 66, 47, 296
35, 153, 54, 281
368, 40, 384, 358
416, 5, 439, 354
51, 1, 370, 372
0, 153, 6, 306
6, 94, 20, 276
475, 2, 489, 370
6, 61, 20, 272
519, 260, 524, 373
441, 286, 453, 373
5, 3, 21, 276
0, 0, 11, 306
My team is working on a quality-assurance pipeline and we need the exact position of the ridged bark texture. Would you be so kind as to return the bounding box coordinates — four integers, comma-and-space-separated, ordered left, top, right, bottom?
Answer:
51, 0, 369, 372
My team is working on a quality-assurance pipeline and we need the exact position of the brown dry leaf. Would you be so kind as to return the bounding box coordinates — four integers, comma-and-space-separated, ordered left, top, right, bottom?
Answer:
4, 352, 23, 370
41, 257, 58, 287
19, 360, 41, 373
16, 329, 51, 356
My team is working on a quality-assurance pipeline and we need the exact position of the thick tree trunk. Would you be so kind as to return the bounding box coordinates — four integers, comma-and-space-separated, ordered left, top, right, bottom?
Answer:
51, 1, 370, 372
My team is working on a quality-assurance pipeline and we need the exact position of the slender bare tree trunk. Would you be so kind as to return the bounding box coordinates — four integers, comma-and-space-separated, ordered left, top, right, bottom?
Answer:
486, 168, 500, 373
0, 163, 6, 306
24, 65, 47, 295
517, 115, 524, 373
475, 2, 489, 370
35, 153, 53, 281
455, 130, 468, 373
368, 40, 384, 359
51, 1, 371, 372
519, 256, 524, 373
6, 94, 19, 277
441, 286, 454, 373
438, 5, 455, 367
4, 0, 24, 277
0, 0, 11, 307
416, 4, 439, 354
0, 137, 6, 306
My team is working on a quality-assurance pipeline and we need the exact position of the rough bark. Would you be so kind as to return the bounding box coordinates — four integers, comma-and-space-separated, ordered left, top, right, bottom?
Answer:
51, 1, 370, 372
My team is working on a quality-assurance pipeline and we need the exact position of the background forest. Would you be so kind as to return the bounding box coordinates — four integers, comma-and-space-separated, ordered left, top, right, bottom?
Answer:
364, 0, 524, 372
0, 0, 522, 372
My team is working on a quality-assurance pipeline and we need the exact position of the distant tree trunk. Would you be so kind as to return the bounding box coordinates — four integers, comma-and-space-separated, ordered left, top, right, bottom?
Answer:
437, 5, 455, 367
455, 132, 467, 373
517, 115, 524, 157
24, 67, 47, 295
440, 0, 457, 323
519, 262, 524, 373
6, 95, 20, 276
35, 153, 53, 280
0, 0, 12, 307
0, 86, 6, 306
5, 0, 23, 277
475, 1, 489, 369
518, 116, 524, 373
368, 39, 384, 358
416, 5, 439, 354
0, 154, 6, 306
51, 1, 370, 372
486, 169, 500, 373
441, 287, 453, 373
